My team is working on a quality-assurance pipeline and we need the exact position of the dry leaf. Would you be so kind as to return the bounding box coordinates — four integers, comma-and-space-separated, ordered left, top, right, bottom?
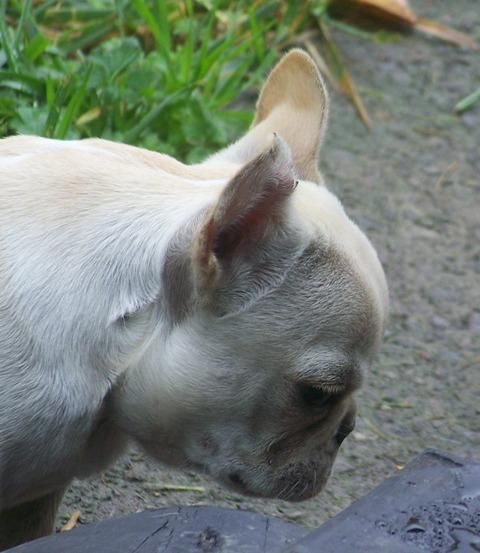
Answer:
317, 21, 371, 128
61, 510, 81, 532
302, 39, 337, 91
76, 107, 101, 126
328, 0, 416, 27
348, 0, 416, 26
330, 0, 477, 49
415, 18, 478, 50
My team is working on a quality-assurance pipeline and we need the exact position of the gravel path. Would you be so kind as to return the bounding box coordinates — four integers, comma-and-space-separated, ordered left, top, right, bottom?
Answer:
60, 0, 480, 531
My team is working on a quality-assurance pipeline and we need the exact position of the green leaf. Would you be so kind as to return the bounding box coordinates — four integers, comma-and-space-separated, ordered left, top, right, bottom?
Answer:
0, 70, 44, 94
23, 33, 50, 62
89, 36, 143, 82
13, 105, 49, 136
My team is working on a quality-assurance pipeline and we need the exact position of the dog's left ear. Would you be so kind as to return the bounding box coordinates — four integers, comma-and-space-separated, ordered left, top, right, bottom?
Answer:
194, 134, 296, 288
209, 49, 329, 183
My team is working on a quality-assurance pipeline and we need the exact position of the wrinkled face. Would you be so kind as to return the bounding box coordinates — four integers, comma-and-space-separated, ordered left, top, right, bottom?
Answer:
118, 182, 387, 502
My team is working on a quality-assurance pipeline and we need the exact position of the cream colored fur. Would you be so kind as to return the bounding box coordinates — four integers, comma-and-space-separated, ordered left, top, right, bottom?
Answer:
0, 50, 388, 549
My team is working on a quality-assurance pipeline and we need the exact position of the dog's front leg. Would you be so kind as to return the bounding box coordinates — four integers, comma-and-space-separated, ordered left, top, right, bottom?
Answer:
0, 488, 65, 551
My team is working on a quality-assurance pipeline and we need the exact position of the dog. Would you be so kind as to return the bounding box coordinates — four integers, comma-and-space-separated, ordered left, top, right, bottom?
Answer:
0, 49, 388, 549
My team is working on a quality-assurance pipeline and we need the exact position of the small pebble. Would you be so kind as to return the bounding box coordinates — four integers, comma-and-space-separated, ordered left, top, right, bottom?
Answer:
125, 468, 145, 482
436, 350, 461, 365
352, 431, 368, 442
468, 312, 480, 335
431, 316, 449, 330
287, 511, 305, 520
461, 111, 478, 129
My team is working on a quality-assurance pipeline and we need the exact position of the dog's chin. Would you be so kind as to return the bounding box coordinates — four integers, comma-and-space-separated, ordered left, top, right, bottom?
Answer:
216, 462, 332, 502
139, 439, 332, 502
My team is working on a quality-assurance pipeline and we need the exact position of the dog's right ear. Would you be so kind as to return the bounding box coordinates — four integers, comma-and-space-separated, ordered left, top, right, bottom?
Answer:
208, 50, 329, 183
193, 134, 296, 291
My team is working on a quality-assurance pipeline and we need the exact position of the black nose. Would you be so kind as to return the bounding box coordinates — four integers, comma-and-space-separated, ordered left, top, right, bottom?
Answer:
334, 413, 356, 447
228, 472, 243, 486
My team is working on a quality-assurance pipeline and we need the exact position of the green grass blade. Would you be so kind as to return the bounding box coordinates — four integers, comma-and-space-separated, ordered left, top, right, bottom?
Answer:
0, 70, 44, 94
194, 4, 217, 80
43, 78, 72, 137
454, 87, 480, 113
247, 7, 264, 60
214, 57, 252, 106
33, 0, 61, 20
243, 49, 276, 89
155, 0, 171, 54
201, 37, 233, 75
180, 0, 194, 83
59, 20, 116, 54
0, 11, 18, 72
132, 0, 167, 55
202, 58, 222, 99
124, 85, 195, 144
14, 0, 32, 53
45, 77, 55, 108
37, 6, 113, 24
132, 0, 173, 79
55, 65, 93, 139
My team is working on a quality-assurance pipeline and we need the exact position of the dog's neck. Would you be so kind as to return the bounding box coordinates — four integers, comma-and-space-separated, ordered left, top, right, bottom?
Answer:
101, 178, 221, 322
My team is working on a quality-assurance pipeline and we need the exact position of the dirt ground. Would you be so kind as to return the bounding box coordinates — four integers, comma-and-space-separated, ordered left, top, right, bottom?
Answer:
59, 0, 480, 532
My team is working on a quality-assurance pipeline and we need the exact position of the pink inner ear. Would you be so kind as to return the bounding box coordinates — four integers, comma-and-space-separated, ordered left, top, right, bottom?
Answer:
211, 182, 290, 260
204, 135, 296, 263
211, 212, 259, 260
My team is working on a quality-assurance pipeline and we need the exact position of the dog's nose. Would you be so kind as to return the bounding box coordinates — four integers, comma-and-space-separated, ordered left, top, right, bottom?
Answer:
334, 409, 356, 447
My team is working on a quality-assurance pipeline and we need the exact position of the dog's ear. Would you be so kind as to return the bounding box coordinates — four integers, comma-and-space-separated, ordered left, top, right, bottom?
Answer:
252, 49, 329, 181
194, 134, 296, 288
208, 49, 329, 183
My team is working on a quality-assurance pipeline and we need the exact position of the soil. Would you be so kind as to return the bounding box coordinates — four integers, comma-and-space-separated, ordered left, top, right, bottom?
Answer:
59, 0, 480, 533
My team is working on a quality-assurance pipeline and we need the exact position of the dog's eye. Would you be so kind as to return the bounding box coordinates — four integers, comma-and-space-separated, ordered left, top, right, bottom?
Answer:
298, 383, 331, 409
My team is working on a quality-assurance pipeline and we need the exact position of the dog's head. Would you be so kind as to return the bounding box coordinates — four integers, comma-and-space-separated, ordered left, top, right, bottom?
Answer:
115, 50, 388, 501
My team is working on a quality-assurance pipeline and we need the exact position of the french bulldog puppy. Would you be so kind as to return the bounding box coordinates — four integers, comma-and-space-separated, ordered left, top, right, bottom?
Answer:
0, 49, 388, 549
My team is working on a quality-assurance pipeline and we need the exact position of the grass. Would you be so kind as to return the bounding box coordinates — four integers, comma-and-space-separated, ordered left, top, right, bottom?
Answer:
1, 1, 475, 161
0, 0, 307, 162
0, 0, 394, 159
